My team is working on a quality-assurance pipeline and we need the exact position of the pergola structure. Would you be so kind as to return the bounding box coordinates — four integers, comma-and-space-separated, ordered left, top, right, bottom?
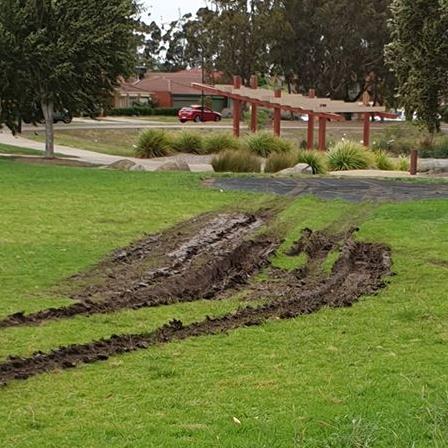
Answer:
192, 75, 396, 150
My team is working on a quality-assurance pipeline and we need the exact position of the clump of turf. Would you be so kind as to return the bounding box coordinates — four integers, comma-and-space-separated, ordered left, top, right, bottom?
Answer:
203, 133, 241, 154
135, 129, 172, 158
328, 141, 373, 171
212, 150, 262, 173
172, 131, 204, 154
244, 132, 295, 158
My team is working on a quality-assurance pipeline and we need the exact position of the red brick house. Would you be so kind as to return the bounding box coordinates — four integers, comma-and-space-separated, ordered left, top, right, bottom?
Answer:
113, 69, 228, 111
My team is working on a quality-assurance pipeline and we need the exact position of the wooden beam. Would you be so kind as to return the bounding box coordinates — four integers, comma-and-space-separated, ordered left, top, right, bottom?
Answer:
273, 89, 282, 136
318, 117, 327, 151
307, 114, 315, 149
363, 113, 371, 147
233, 76, 242, 138
250, 75, 258, 133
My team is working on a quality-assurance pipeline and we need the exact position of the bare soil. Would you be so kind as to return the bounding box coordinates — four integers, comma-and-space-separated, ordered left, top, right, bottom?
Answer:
0, 212, 278, 329
0, 225, 392, 386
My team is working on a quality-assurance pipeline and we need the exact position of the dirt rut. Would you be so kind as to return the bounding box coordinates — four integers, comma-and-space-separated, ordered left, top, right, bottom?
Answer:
0, 229, 392, 386
0, 213, 278, 329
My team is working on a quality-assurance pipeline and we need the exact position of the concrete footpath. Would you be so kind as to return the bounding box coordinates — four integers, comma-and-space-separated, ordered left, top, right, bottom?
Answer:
0, 130, 213, 172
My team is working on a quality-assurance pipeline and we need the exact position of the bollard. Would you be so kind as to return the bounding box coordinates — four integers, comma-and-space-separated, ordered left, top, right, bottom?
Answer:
410, 149, 418, 176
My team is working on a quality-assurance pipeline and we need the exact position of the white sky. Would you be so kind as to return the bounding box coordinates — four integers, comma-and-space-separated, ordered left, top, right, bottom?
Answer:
143, 0, 207, 24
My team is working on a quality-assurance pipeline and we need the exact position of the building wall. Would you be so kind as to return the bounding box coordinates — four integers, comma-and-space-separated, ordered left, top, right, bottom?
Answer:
172, 95, 228, 111
152, 91, 173, 108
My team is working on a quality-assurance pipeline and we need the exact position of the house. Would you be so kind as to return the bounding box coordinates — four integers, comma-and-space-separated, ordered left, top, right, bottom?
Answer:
113, 69, 228, 111
113, 80, 153, 108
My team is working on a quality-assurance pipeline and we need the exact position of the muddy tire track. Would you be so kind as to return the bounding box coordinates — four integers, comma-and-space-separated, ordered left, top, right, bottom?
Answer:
0, 230, 392, 386
0, 213, 278, 329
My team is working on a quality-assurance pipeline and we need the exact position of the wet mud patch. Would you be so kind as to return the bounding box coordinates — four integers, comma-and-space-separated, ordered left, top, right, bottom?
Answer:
0, 228, 392, 386
0, 212, 278, 329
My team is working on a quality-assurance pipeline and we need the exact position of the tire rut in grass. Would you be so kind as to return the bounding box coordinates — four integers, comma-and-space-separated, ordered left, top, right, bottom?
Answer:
0, 212, 278, 329
0, 229, 392, 386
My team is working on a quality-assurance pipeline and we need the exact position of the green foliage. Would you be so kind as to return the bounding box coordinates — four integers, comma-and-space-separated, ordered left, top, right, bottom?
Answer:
245, 132, 295, 158
109, 107, 179, 117
135, 129, 172, 158
264, 151, 298, 173
296, 150, 328, 174
243, 109, 271, 130
172, 131, 204, 154
374, 150, 395, 171
419, 136, 448, 159
203, 133, 241, 154
211, 150, 262, 173
396, 155, 410, 171
328, 141, 373, 171
386, 0, 448, 134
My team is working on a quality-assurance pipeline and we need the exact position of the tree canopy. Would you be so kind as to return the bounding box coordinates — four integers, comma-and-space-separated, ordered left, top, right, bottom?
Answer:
0, 0, 139, 156
386, 0, 448, 133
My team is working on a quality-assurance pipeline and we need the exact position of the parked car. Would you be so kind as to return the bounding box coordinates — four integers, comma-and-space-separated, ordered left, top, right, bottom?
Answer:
22, 108, 73, 124
178, 105, 222, 123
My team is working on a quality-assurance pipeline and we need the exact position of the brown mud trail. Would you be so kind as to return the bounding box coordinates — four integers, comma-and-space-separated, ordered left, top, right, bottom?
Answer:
0, 213, 278, 329
0, 229, 392, 386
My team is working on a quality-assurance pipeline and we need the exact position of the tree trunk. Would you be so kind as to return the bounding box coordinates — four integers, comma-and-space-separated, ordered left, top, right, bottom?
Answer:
41, 98, 55, 158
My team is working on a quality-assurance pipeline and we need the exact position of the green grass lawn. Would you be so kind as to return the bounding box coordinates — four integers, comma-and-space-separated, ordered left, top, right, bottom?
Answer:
0, 142, 46, 156
0, 160, 447, 447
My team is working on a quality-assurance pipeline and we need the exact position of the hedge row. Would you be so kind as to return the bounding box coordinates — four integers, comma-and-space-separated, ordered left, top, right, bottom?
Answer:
109, 107, 179, 117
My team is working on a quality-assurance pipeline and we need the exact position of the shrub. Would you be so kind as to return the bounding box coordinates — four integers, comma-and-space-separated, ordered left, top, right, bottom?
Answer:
135, 129, 172, 158
203, 133, 241, 154
109, 106, 179, 117
110, 107, 154, 116
153, 107, 179, 116
243, 109, 271, 130
374, 150, 395, 171
328, 141, 373, 171
396, 155, 410, 171
419, 135, 448, 159
296, 150, 328, 174
245, 132, 295, 157
172, 131, 204, 154
212, 150, 262, 173
265, 151, 298, 173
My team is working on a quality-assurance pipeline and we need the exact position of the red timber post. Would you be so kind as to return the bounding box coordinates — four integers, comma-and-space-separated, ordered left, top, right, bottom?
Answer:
307, 89, 316, 150
363, 113, 371, 147
273, 89, 282, 137
410, 149, 418, 176
233, 75, 242, 138
318, 116, 327, 151
250, 75, 258, 133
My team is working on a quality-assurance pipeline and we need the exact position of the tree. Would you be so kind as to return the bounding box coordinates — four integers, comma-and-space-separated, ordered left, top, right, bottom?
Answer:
181, 1, 276, 85
0, 0, 139, 157
386, 0, 448, 134
270, 0, 393, 101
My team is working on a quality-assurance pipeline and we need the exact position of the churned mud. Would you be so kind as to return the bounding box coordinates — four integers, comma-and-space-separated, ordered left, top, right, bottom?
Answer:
0, 212, 278, 329
0, 227, 392, 386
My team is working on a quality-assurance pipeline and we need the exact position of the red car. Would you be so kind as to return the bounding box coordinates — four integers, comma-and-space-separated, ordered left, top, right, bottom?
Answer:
178, 105, 222, 123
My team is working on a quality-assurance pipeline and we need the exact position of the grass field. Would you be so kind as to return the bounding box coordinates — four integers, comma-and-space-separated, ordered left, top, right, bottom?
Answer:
0, 160, 447, 447
0, 143, 46, 156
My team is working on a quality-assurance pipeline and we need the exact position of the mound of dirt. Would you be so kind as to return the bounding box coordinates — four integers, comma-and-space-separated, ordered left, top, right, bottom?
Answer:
0, 228, 392, 386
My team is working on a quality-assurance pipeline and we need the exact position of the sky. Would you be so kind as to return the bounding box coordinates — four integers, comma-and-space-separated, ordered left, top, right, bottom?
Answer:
143, 0, 207, 24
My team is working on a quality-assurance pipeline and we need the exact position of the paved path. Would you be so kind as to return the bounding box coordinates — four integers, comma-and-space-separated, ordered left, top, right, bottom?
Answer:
0, 131, 213, 172
213, 177, 448, 202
